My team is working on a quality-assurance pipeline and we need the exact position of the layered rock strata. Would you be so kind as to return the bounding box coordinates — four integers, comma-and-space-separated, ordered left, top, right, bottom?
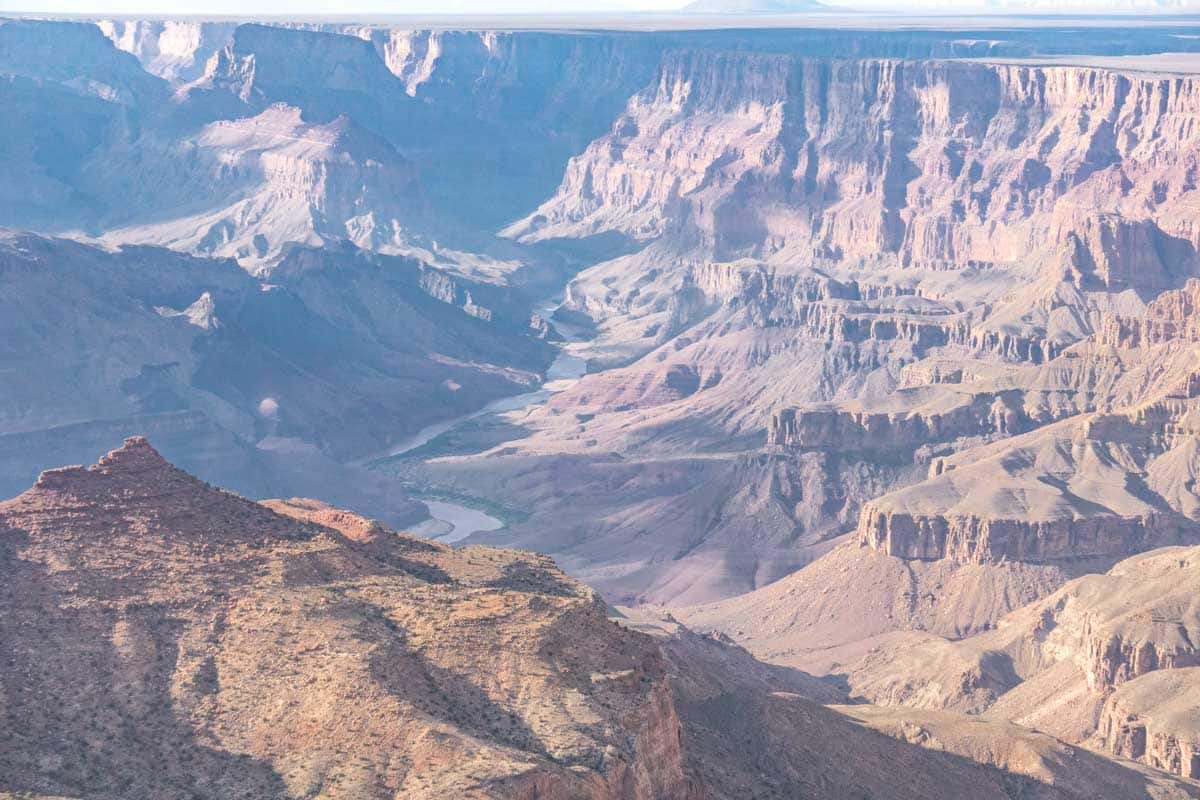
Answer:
1100, 669, 1200, 779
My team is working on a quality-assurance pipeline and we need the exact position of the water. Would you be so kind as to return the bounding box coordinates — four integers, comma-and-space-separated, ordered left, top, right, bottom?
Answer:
369, 299, 587, 463
375, 345, 586, 461
387, 295, 588, 542
408, 499, 505, 543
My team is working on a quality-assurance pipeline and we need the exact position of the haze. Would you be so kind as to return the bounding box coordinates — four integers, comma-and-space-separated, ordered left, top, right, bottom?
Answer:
4, 8, 1200, 800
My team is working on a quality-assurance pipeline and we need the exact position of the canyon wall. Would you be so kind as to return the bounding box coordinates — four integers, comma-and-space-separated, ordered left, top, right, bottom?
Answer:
1099, 668, 1200, 779
832, 546, 1200, 779
515, 54, 1200, 293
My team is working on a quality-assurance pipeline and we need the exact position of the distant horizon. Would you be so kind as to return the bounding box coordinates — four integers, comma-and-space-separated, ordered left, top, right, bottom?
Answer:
7, 0, 1200, 19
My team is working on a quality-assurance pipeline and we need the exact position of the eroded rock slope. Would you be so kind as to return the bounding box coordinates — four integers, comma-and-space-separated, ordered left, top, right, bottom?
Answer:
0, 437, 693, 800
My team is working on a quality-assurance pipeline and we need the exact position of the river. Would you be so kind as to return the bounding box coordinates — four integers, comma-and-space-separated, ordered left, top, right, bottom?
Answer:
398, 298, 588, 543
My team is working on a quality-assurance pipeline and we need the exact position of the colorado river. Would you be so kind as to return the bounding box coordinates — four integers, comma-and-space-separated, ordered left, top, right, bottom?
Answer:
388, 297, 588, 543
408, 499, 505, 543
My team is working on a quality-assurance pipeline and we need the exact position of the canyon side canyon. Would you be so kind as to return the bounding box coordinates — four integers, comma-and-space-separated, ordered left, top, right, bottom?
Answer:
6, 11, 1200, 798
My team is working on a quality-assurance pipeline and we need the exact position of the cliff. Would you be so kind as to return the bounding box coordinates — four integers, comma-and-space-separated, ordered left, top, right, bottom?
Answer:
511, 49, 1200, 394
770, 391, 1030, 451
1098, 279, 1200, 349
856, 504, 1195, 563
98, 19, 237, 83
846, 378, 1200, 564
829, 546, 1200, 774
96, 104, 426, 271
510, 55, 1200, 290
1100, 668, 1200, 780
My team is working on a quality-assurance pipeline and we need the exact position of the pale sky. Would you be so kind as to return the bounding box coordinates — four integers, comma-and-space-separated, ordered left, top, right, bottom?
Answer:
4, 0, 1200, 14
0, 0, 692, 13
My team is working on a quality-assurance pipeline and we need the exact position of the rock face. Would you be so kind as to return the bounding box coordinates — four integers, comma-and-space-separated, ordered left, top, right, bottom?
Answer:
856, 501, 1195, 564
1099, 279, 1200, 349
0, 437, 693, 800
98, 103, 426, 272
97, 19, 237, 83
804, 546, 1200, 778
1100, 669, 1200, 779
850, 387, 1200, 567
511, 55, 1200, 291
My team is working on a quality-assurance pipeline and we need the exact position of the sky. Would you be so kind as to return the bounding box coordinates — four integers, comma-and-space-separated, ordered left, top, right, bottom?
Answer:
0, 0, 691, 12
5, 0, 1200, 14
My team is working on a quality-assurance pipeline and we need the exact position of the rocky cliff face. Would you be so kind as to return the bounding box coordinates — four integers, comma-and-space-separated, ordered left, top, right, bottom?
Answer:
514, 49, 1200, 390
848, 358, 1200, 565
1100, 668, 1200, 779
856, 502, 1196, 564
512, 55, 1200, 288
96, 103, 426, 271
98, 19, 237, 83
1099, 279, 1200, 349
770, 390, 1030, 451
818, 546, 1200, 771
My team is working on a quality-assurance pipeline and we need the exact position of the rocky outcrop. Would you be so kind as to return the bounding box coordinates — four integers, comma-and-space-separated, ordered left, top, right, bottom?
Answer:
97, 19, 236, 83
822, 546, 1200, 743
771, 391, 1029, 451
856, 505, 1194, 563
1098, 279, 1200, 349
1099, 668, 1200, 779
1088, 627, 1200, 694
0, 438, 695, 800
845, 385, 1200, 565
688, 261, 858, 309
97, 104, 426, 270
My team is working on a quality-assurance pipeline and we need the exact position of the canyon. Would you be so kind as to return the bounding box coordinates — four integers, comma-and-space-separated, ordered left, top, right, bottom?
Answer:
4, 439, 1199, 799
6, 11, 1200, 796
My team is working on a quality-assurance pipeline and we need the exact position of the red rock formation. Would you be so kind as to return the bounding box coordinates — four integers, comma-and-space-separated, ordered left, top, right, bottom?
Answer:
0, 437, 694, 800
